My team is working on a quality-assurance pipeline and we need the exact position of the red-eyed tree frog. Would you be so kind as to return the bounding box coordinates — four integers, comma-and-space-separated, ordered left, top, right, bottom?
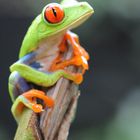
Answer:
9, 0, 94, 122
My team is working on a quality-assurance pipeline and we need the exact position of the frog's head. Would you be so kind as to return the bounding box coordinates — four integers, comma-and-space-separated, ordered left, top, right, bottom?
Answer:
37, 1, 94, 39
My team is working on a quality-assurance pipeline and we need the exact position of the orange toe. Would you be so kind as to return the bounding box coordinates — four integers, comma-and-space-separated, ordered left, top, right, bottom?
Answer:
74, 73, 83, 84
22, 89, 54, 112
32, 103, 43, 113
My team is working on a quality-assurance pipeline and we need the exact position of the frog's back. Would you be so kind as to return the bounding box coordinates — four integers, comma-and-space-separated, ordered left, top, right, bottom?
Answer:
19, 15, 42, 58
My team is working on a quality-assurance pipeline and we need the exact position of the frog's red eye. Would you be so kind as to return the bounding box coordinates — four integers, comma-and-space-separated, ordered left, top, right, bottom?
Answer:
44, 4, 64, 24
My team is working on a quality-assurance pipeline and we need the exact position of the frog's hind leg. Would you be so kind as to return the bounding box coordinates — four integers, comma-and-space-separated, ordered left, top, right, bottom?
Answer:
9, 71, 54, 123
9, 71, 31, 102
9, 71, 31, 122
11, 89, 54, 123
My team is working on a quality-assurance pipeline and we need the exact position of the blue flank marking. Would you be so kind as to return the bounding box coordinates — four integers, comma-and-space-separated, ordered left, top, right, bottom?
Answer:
12, 72, 30, 99
17, 51, 42, 69
18, 52, 37, 65
30, 61, 42, 69
17, 77, 30, 93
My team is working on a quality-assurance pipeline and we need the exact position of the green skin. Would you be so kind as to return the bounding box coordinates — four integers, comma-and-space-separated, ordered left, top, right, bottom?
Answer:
9, 0, 94, 123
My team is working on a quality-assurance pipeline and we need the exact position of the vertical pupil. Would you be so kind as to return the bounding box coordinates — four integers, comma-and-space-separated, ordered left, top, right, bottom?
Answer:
52, 8, 57, 17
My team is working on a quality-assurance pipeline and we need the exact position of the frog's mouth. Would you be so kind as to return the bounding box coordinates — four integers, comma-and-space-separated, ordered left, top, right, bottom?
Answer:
52, 9, 94, 36
67, 10, 94, 30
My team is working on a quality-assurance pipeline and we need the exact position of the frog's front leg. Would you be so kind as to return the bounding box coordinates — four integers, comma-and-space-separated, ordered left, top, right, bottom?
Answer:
10, 62, 83, 87
50, 31, 89, 74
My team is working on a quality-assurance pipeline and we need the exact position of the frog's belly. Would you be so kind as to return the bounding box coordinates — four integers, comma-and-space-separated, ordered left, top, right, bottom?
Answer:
34, 41, 61, 72
33, 32, 65, 72
37, 53, 58, 71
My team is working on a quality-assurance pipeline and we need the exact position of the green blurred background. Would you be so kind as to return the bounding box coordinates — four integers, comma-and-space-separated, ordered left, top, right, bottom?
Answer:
0, 0, 140, 139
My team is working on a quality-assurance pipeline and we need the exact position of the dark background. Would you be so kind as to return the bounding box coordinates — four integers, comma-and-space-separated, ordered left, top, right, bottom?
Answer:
0, 0, 140, 139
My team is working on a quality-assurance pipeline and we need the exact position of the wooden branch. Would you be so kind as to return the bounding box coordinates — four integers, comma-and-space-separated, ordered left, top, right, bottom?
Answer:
40, 75, 80, 140
55, 91, 80, 140
40, 45, 81, 140
14, 42, 81, 140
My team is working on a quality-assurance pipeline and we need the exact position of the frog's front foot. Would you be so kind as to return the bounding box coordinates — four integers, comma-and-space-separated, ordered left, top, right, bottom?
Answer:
12, 89, 54, 122
50, 31, 89, 74
51, 56, 88, 71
